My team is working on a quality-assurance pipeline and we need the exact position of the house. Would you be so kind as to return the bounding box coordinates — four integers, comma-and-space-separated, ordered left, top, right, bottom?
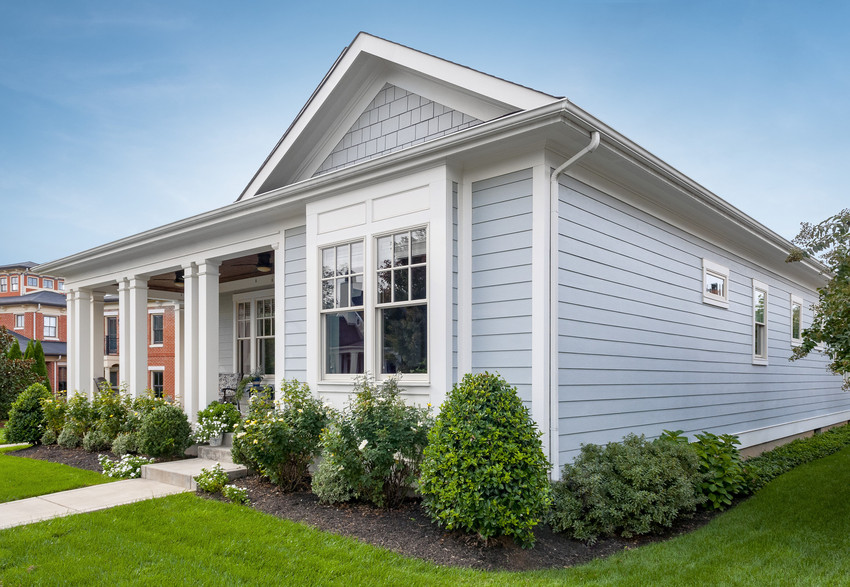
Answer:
37, 33, 849, 473
0, 262, 65, 297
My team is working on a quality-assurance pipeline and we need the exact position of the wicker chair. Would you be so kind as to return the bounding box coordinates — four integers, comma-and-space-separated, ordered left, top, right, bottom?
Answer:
218, 373, 241, 408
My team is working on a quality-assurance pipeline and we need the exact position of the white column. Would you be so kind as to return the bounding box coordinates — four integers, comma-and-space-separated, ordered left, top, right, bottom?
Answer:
183, 263, 199, 421
89, 292, 105, 387
273, 243, 286, 385
531, 163, 552, 472
173, 302, 184, 407
66, 288, 77, 394
118, 279, 131, 390
73, 289, 93, 397
128, 277, 149, 397
198, 261, 220, 412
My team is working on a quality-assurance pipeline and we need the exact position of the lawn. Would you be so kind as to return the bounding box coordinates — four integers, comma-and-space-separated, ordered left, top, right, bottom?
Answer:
0, 446, 114, 503
1, 447, 849, 585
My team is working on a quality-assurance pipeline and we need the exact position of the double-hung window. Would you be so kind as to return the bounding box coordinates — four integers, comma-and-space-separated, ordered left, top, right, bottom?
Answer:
0, 277, 6, 292
376, 228, 428, 375
150, 370, 164, 398
321, 241, 365, 375
14, 314, 24, 329
44, 316, 57, 338
753, 280, 769, 364
150, 314, 164, 346
234, 293, 275, 377
790, 294, 803, 346
11, 276, 18, 291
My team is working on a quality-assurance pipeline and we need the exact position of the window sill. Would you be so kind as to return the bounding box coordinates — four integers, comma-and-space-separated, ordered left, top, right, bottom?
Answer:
752, 357, 768, 366
703, 297, 729, 309
149, 344, 164, 348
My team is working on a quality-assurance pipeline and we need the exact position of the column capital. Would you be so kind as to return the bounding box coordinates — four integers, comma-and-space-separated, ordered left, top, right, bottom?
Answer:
182, 262, 198, 277
197, 260, 220, 277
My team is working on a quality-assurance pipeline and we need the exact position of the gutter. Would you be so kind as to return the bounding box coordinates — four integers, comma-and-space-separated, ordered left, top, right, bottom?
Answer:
547, 130, 600, 477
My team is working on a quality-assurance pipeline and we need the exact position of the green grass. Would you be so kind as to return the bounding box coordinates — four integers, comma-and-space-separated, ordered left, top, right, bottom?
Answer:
0, 447, 114, 503
2, 447, 850, 585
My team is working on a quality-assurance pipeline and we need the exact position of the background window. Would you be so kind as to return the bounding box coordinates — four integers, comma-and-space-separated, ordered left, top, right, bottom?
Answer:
150, 371, 164, 398
791, 295, 803, 345
753, 280, 769, 364
151, 314, 164, 345
14, 314, 24, 329
255, 299, 275, 376
0, 277, 6, 292
27, 276, 38, 287
236, 301, 251, 375
43, 278, 54, 289
11, 276, 18, 291
44, 316, 57, 338
376, 228, 427, 374
321, 241, 364, 375
234, 296, 275, 376
58, 281, 64, 291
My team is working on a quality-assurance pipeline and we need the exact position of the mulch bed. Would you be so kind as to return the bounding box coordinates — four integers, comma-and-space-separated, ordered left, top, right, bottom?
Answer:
10, 444, 725, 572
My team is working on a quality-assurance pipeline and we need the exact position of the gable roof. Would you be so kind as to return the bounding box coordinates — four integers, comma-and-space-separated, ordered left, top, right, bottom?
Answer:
237, 32, 558, 200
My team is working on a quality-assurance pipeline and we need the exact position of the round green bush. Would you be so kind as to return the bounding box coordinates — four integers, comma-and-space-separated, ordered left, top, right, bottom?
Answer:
418, 372, 551, 548
547, 433, 705, 543
137, 404, 192, 457
6, 383, 52, 444
58, 423, 83, 449
41, 428, 58, 445
112, 432, 139, 456
83, 429, 112, 453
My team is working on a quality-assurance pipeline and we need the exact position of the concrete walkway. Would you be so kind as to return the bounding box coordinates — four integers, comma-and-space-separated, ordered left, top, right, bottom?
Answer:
0, 478, 189, 530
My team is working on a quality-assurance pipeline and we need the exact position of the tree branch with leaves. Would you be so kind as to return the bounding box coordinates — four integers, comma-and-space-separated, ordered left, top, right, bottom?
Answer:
786, 208, 850, 388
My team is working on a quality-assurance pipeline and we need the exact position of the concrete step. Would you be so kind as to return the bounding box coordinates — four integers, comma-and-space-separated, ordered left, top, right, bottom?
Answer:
141, 458, 247, 491
197, 444, 235, 463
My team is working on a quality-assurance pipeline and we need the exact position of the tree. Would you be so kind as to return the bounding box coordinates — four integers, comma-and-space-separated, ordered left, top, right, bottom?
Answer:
6, 338, 22, 360
0, 327, 42, 420
786, 208, 850, 388
32, 340, 50, 392
23, 339, 34, 360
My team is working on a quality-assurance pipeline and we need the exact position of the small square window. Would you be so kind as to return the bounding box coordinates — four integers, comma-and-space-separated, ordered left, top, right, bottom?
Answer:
27, 276, 38, 287
43, 278, 54, 289
702, 259, 729, 308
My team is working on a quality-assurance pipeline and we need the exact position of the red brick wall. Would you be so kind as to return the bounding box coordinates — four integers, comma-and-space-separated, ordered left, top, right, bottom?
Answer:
147, 308, 177, 401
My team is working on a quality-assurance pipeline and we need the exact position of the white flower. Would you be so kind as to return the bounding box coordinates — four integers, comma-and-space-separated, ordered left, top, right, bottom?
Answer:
358, 439, 368, 451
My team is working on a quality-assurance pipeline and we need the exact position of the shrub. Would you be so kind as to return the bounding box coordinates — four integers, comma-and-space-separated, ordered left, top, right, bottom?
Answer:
745, 424, 850, 491
246, 385, 275, 418
222, 484, 250, 505
131, 392, 171, 418
313, 376, 431, 508
419, 372, 550, 548
690, 431, 748, 509
57, 424, 83, 449
0, 327, 41, 419
66, 392, 96, 435
112, 432, 139, 456
6, 383, 52, 444
99, 454, 154, 479
41, 428, 57, 445
137, 404, 192, 458
232, 379, 330, 492
83, 429, 112, 453
194, 401, 241, 444
92, 385, 132, 439
195, 463, 229, 493
548, 434, 705, 543
40, 395, 67, 435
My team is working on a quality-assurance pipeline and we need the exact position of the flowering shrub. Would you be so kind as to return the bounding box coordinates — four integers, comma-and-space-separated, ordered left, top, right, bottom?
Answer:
92, 385, 132, 440
6, 383, 52, 444
40, 395, 67, 435
137, 404, 192, 457
195, 463, 229, 493
66, 392, 96, 435
194, 401, 241, 443
222, 484, 250, 505
232, 379, 331, 492
419, 372, 551, 548
313, 376, 432, 508
99, 453, 154, 479
246, 386, 275, 418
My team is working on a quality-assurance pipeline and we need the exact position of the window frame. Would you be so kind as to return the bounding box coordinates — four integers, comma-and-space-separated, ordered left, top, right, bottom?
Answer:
320, 239, 366, 380
14, 314, 24, 330
232, 289, 275, 379
26, 276, 38, 287
702, 259, 730, 308
374, 227, 429, 380
43, 315, 58, 339
57, 280, 64, 291
150, 313, 164, 347
43, 278, 54, 289
752, 279, 769, 365
790, 294, 804, 347
149, 369, 165, 398
10, 276, 18, 291
0, 277, 6, 292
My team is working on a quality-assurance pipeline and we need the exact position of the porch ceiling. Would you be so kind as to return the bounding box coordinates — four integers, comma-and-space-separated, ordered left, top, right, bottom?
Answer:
147, 252, 275, 294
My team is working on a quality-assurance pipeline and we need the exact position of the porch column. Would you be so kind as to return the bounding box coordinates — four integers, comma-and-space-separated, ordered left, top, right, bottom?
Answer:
89, 292, 105, 387
273, 243, 286, 384
118, 279, 131, 391
72, 289, 92, 397
66, 288, 76, 393
128, 277, 149, 397
197, 261, 220, 411
172, 302, 184, 407
183, 263, 199, 421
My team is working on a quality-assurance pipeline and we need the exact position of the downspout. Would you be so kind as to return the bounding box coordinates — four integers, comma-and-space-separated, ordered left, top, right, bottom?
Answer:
548, 128, 600, 477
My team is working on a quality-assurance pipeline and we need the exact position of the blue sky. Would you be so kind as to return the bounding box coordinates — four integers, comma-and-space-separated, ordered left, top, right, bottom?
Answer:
2, 1, 847, 264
